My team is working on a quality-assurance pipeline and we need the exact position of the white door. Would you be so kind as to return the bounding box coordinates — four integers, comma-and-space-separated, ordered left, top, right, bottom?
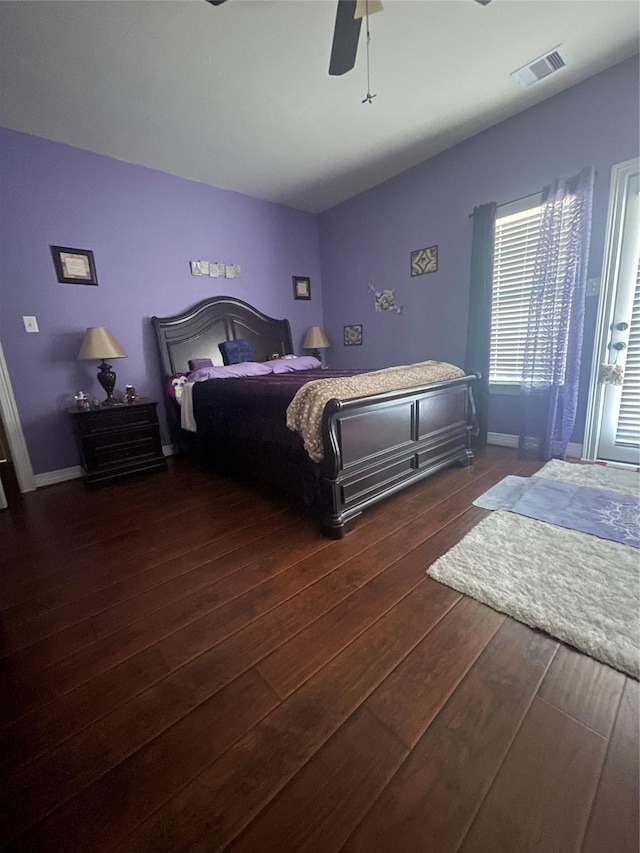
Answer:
586, 160, 640, 466
0, 340, 37, 493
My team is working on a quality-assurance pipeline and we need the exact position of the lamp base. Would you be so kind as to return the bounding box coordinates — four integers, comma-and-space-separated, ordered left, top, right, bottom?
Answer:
311, 349, 321, 361
97, 360, 118, 405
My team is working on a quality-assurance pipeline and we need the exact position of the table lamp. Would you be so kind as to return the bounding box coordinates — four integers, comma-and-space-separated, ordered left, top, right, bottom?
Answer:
303, 326, 330, 363
78, 327, 127, 405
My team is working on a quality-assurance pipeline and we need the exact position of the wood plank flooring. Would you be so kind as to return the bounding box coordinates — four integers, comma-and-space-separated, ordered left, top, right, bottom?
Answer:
1, 448, 637, 852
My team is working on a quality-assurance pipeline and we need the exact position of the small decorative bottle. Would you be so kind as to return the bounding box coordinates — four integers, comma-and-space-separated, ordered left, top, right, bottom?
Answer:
75, 391, 90, 410
124, 385, 137, 403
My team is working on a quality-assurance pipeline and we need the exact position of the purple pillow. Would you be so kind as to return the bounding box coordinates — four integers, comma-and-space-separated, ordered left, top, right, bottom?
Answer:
266, 356, 321, 373
188, 361, 272, 381
224, 361, 273, 377
188, 357, 214, 371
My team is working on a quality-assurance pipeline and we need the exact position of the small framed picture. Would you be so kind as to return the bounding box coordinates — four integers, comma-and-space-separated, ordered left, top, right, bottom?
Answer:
344, 324, 363, 346
190, 260, 210, 276
292, 276, 311, 300
50, 246, 98, 286
410, 245, 438, 277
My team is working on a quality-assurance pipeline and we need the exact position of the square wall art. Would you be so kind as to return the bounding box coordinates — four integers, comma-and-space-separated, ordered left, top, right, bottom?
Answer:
343, 324, 363, 346
411, 245, 438, 276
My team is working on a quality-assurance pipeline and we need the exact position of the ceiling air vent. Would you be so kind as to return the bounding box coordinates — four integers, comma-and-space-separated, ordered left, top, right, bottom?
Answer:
511, 46, 568, 87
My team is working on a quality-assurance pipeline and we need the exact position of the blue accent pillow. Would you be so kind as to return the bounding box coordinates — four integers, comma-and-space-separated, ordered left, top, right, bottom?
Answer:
219, 339, 254, 365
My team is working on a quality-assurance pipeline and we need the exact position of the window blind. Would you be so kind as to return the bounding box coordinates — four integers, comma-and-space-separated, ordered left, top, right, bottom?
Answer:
490, 197, 576, 385
489, 205, 542, 383
615, 256, 640, 447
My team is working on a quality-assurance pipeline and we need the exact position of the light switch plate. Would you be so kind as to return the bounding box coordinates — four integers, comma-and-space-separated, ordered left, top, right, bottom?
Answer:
23, 315, 39, 333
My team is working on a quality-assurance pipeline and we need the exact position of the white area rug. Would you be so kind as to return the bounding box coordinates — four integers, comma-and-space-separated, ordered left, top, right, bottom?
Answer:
428, 460, 640, 678
533, 458, 639, 496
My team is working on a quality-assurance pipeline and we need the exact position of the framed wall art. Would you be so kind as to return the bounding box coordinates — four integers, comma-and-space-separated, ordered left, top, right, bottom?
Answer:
410, 245, 438, 277
190, 260, 209, 276
50, 246, 98, 286
368, 284, 403, 314
343, 324, 363, 346
292, 276, 311, 300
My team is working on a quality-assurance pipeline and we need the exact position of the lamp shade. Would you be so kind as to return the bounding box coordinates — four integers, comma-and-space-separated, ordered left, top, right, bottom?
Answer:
302, 326, 330, 350
78, 327, 127, 361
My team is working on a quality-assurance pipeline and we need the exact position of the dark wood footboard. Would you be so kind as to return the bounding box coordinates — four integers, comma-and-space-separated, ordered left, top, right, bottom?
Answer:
318, 375, 477, 538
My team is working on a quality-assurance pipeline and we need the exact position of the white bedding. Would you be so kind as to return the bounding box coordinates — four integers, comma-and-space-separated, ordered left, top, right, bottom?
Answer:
180, 382, 197, 432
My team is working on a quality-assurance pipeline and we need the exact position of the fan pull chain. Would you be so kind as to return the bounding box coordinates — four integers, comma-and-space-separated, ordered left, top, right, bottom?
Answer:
362, 0, 376, 104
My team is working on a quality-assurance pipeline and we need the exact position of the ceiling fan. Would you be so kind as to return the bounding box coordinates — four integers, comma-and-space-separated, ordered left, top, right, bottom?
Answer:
206, 0, 492, 77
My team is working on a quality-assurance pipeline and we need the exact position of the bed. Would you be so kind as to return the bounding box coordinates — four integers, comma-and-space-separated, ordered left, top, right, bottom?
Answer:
153, 296, 477, 538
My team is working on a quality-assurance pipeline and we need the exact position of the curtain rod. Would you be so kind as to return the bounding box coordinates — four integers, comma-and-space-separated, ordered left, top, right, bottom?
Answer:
468, 170, 598, 219
467, 190, 538, 219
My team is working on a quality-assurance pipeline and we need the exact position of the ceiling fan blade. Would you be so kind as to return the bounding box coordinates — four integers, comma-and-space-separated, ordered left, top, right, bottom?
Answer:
329, 0, 362, 77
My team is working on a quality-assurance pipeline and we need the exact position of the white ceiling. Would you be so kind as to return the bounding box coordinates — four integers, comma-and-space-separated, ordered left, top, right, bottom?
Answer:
0, 1, 638, 213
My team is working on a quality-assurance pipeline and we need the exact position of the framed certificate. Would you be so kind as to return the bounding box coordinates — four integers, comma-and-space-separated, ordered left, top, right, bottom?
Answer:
292, 276, 311, 300
50, 246, 98, 285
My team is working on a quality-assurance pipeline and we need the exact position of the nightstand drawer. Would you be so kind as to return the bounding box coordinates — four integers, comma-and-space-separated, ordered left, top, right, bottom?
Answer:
87, 423, 155, 451
90, 436, 158, 470
74, 405, 157, 436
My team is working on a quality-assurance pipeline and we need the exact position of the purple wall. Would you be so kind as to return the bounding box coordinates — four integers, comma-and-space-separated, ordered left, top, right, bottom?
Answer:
319, 56, 640, 442
2, 56, 639, 478
0, 129, 324, 474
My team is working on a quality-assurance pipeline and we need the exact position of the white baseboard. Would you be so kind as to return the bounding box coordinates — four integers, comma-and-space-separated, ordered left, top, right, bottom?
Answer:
487, 432, 583, 459
35, 444, 176, 488
35, 466, 82, 487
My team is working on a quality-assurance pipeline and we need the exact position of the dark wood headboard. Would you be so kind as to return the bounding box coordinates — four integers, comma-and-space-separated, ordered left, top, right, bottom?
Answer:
152, 296, 294, 375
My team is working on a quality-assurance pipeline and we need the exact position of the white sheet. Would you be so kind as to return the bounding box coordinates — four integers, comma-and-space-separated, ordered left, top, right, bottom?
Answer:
180, 382, 197, 432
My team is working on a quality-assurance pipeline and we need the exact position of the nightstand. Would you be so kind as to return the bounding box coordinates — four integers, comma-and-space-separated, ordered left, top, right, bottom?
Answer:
68, 398, 168, 487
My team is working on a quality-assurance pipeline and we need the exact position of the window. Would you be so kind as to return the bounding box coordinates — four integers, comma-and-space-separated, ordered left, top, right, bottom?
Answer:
489, 193, 574, 386
489, 199, 542, 385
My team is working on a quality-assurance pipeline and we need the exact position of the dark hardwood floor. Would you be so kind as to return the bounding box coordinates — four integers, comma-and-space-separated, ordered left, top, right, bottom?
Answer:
1, 448, 637, 852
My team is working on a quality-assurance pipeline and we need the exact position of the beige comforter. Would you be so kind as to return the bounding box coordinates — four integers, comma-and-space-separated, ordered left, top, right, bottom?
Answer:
286, 361, 465, 462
